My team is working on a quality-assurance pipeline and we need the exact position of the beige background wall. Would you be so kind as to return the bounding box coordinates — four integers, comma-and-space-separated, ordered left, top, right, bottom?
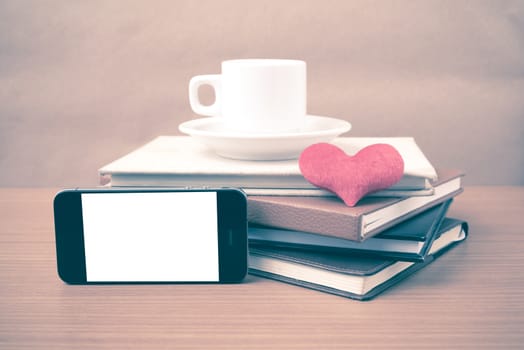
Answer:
1, 0, 523, 187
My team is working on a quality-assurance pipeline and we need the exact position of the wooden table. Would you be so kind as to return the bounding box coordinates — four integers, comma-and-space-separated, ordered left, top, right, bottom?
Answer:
1, 187, 523, 349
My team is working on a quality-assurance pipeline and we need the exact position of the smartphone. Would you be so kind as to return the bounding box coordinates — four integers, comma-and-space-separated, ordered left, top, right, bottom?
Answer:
53, 188, 247, 284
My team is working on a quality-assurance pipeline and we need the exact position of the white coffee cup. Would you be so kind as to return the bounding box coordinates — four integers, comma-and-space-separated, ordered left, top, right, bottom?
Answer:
189, 59, 306, 134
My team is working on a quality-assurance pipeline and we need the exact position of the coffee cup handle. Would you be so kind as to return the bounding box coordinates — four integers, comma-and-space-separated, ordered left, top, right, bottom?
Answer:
188, 74, 221, 117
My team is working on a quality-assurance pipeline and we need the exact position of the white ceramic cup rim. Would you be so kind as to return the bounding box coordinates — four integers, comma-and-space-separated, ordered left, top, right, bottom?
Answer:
222, 59, 305, 67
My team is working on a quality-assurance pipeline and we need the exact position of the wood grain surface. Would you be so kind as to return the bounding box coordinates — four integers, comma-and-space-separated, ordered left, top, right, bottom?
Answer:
1, 187, 523, 349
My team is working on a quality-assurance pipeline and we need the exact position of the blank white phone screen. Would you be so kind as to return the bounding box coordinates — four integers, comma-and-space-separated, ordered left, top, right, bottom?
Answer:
81, 192, 219, 282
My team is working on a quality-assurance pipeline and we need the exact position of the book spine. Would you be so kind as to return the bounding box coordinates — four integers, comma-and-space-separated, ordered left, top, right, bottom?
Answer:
247, 198, 361, 241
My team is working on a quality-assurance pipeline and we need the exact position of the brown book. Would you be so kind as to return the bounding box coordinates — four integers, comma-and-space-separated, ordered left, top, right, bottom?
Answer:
247, 169, 463, 242
249, 218, 468, 300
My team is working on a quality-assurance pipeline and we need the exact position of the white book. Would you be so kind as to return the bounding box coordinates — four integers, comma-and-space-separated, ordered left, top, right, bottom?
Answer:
99, 136, 438, 196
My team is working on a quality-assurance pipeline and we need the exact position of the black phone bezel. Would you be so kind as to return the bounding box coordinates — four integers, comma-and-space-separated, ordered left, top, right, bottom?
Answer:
53, 187, 248, 284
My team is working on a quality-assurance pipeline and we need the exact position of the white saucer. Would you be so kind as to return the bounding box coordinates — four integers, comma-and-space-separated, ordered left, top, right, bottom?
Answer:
178, 115, 351, 160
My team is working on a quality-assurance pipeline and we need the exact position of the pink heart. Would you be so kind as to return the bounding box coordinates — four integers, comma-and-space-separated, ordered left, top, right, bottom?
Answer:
299, 143, 404, 206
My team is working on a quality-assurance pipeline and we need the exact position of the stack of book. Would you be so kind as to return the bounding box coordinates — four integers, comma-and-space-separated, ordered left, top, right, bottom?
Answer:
100, 136, 468, 300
